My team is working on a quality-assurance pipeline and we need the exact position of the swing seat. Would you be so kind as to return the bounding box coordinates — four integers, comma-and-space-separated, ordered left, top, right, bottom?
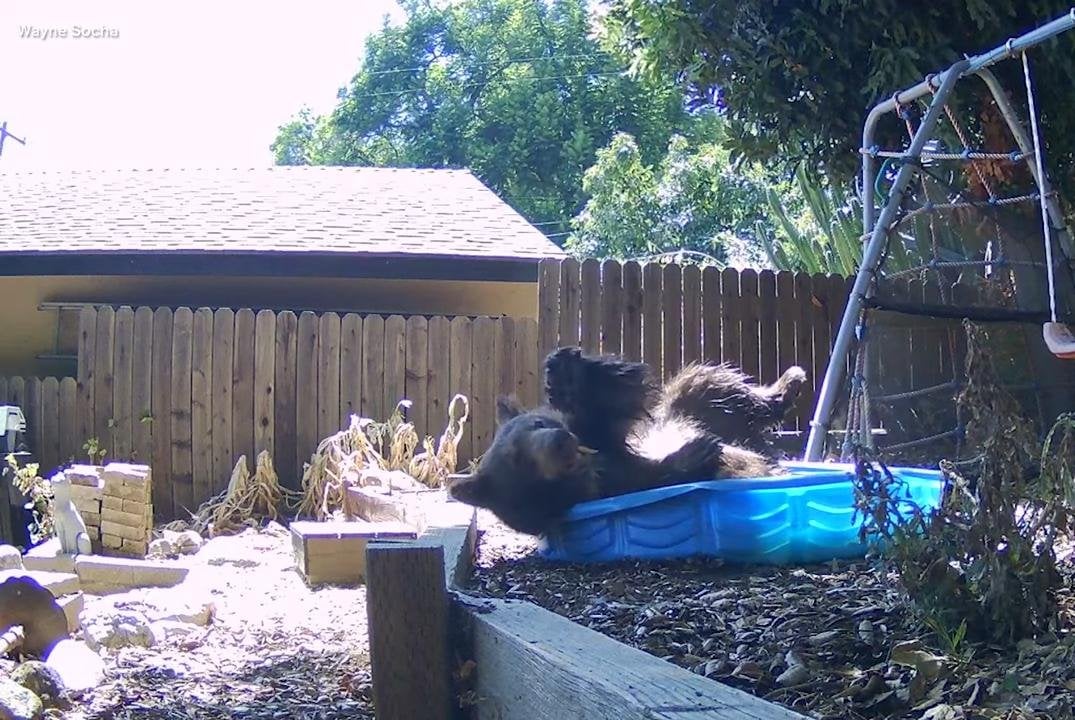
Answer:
1043, 321, 1075, 359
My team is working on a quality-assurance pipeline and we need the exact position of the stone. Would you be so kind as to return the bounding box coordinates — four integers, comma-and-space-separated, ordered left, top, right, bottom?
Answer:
0, 545, 23, 570
64, 466, 103, 487
175, 531, 203, 555
147, 538, 174, 558
10, 662, 64, 707
0, 676, 43, 719
43, 639, 104, 694
83, 609, 155, 651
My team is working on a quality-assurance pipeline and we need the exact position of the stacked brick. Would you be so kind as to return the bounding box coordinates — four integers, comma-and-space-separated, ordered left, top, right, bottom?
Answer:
62, 462, 153, 558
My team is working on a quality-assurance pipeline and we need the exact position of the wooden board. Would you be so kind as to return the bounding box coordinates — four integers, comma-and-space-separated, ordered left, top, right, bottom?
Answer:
131, 307, 154, 466
253, 309, 276, 463
740, 269, 760, 381
758, 270, 778, 385
466, 597, 809, 720
448, 317, 473, 464
471, 317, 497, 458
318, 312, 342, 441
210, 308, 235, 493
59, 378, 78, 467
494, 317, 516, 400
793, 273, 815, 430
809, 274, 832, 407
721, 268, 741, 370
23, 378, 43, 469
296, 311, 320, 477
579, 258, 601, 355
40, 378, 60, 475
382, 315, 406, 421
93, 306, 115, 448
621, 261, 643, 363
537, 259, 561, 359
600, 260, 623, 357
558, 258, 581, 349
170, 307, 194, 519
291, 520, 417, 586
514, 318, 540, 408
111, 306, 134, 460
776, 272, 799, 429
339, 313, 363, 427
360, 315, 385, 425
405, 316, 429, 438
682, 264, 702, 366
76, 307, 96, 447
641, 262, 663, 375
427, 317, 451, 434
150, 308, 174, 521
662, 263, 683, 381
701, 266, 722, 364
274, 311, 299, 491
232, 308, 256, 471
191, 308, 214, 508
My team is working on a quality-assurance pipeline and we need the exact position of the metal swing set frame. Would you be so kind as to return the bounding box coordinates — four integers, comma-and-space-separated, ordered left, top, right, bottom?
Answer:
804, 8, 1075, 463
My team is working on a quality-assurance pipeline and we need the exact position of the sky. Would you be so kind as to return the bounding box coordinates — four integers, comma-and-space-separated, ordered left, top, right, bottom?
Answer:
0, 0, 407, 169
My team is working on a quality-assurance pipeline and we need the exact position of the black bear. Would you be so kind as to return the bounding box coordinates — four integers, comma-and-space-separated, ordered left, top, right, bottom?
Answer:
448, 347, 807, 536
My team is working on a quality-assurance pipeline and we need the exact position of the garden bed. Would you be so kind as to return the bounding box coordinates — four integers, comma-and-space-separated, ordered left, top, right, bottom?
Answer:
467, 510, 1075, 720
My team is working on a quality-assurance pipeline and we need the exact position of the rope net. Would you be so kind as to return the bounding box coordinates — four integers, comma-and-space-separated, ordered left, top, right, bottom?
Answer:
840, 54, 1075, 467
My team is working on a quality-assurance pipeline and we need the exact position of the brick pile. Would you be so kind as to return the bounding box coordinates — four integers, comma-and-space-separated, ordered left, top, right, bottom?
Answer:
62, 462, 153, 558
65, 464, 104, 554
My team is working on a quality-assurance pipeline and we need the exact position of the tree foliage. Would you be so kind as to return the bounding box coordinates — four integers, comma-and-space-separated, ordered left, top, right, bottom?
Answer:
599, 0, 1075, 199
272, 0, 688, 237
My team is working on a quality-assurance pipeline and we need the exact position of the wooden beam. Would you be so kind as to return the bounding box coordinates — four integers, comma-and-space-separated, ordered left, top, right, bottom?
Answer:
464, 597, 809, 720
366, 541, 454, 720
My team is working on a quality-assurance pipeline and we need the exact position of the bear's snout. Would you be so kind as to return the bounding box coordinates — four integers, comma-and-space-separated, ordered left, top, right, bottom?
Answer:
446, 473, 483, 505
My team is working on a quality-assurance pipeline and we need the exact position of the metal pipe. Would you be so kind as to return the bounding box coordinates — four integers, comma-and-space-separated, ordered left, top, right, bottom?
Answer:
804, 60, 970, 461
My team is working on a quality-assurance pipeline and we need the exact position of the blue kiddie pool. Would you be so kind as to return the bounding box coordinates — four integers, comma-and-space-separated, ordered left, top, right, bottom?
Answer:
538, 461, 946, 565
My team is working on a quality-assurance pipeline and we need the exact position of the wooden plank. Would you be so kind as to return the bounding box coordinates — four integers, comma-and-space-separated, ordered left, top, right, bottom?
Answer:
170, 307, 194, 519
579, 258, 601, 355
537, 259, 561, 360
360, 315, 385, 423
131, 307, 154, 466
740, 269, 760, 382
599, 260, 623, 357
449, 317, 473, 465
405, 316, 429, 438
111, 306, 135, 461
621, 261, 643, 363
721, 268, 741, 370
382, 315, 406, 421
558, 258, 581, 350
471, 317, 497, 459
296, 312, 321, 477
274, 311, 299, 491
776, 272, 799, 429
494, 317, 516, 400
758, 270, 778, 384
318, 312, 343, 438
210, 309, 235, 493
24, 378, 43, 469
0, 377, 6, 404
682, 264, 702, 366
59, 378, 78, 466
793, 273, 815, 430
641, 262, 663, 375
662, 263, 683, 381
232, 308, 256, 471
151, 308, 174, 521
191, 308, 214, 508
465, 597, 809, 720
76, 307, 96, 448
8, 379, 25, 426
366, 543, 452, 720
339, 314, 363, 426
93, 306, 115, 448
253, 309, 276, 464
809, 274, 832, 404
426, 317, 451, 436
514, 318, 540, 408
40, 378, 60, 475
702, 266, 722, 364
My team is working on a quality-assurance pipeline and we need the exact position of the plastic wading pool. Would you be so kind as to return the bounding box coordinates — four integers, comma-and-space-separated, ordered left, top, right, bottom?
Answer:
537, 461, 945, 565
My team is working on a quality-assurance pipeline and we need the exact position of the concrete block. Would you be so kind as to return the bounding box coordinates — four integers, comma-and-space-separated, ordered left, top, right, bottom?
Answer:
100, 521, 147, 542
69, 485, 103, 501
58, 593, 83, 633
120, 500, 151, 517
119, 539, 147, 556
101, 534, 123, 550
22, 538, 76, 574
65, 465, 104, 487
101, 463, 151, 489
100, 508, 147, 529
103, 483, 151, 502
0, 569, 81, 596
74, 555, 188, 590
101, 495, 124, 511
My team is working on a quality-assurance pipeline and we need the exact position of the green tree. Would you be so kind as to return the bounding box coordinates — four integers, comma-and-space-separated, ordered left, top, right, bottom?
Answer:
272, 0, 688, 238
599, 0, 1075, 196
566, 113, 786, 266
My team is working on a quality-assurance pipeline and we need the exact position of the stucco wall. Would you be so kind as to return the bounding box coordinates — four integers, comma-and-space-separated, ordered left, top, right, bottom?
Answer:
0, 275, 538, 376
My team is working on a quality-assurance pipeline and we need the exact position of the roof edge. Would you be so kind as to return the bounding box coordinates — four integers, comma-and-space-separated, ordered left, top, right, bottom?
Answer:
0, 250, 549, 283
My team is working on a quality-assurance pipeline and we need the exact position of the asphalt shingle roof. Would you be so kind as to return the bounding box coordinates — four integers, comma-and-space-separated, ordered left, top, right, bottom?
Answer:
0, 166, 566, 261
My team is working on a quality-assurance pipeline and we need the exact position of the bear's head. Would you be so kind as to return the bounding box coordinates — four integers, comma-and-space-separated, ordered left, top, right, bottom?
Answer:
446, 396, 596, 535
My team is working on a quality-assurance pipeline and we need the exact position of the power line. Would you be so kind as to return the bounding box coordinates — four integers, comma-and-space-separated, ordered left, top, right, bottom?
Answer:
0, 121, 26, 159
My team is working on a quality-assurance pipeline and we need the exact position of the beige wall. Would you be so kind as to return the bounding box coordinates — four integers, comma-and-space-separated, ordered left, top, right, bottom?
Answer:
0, 274, 538, 376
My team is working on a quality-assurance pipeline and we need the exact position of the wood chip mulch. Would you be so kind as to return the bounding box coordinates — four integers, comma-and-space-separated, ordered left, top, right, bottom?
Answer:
467, 511, 1075, 720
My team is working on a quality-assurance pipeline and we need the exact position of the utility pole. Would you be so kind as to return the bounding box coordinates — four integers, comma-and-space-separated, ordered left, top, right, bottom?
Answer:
0, 121, 26, 158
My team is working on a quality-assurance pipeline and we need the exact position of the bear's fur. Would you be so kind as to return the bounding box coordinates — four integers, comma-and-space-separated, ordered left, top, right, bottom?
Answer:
448, 346, 807, 536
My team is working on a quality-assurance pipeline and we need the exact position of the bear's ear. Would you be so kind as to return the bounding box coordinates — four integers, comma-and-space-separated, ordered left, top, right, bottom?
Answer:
495, 395, 524, 426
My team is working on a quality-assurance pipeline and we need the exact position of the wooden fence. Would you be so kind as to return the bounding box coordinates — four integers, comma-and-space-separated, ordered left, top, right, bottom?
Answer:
3, 306, 540, 522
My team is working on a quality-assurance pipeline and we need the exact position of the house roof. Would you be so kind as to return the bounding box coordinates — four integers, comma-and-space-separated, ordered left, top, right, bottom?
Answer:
0, 166, 566, 281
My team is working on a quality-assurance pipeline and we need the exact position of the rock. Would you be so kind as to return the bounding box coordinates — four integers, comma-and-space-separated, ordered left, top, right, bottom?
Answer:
148, 620, 197, 643
43, 640, 104, 694
777, 663, 812, 687
0, 546, 23, 571
175, 531, 203, 555
0, 677, 43, 719
10, 662, 64, 707
146, 538, 173, 558
83, 610, 155, 651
